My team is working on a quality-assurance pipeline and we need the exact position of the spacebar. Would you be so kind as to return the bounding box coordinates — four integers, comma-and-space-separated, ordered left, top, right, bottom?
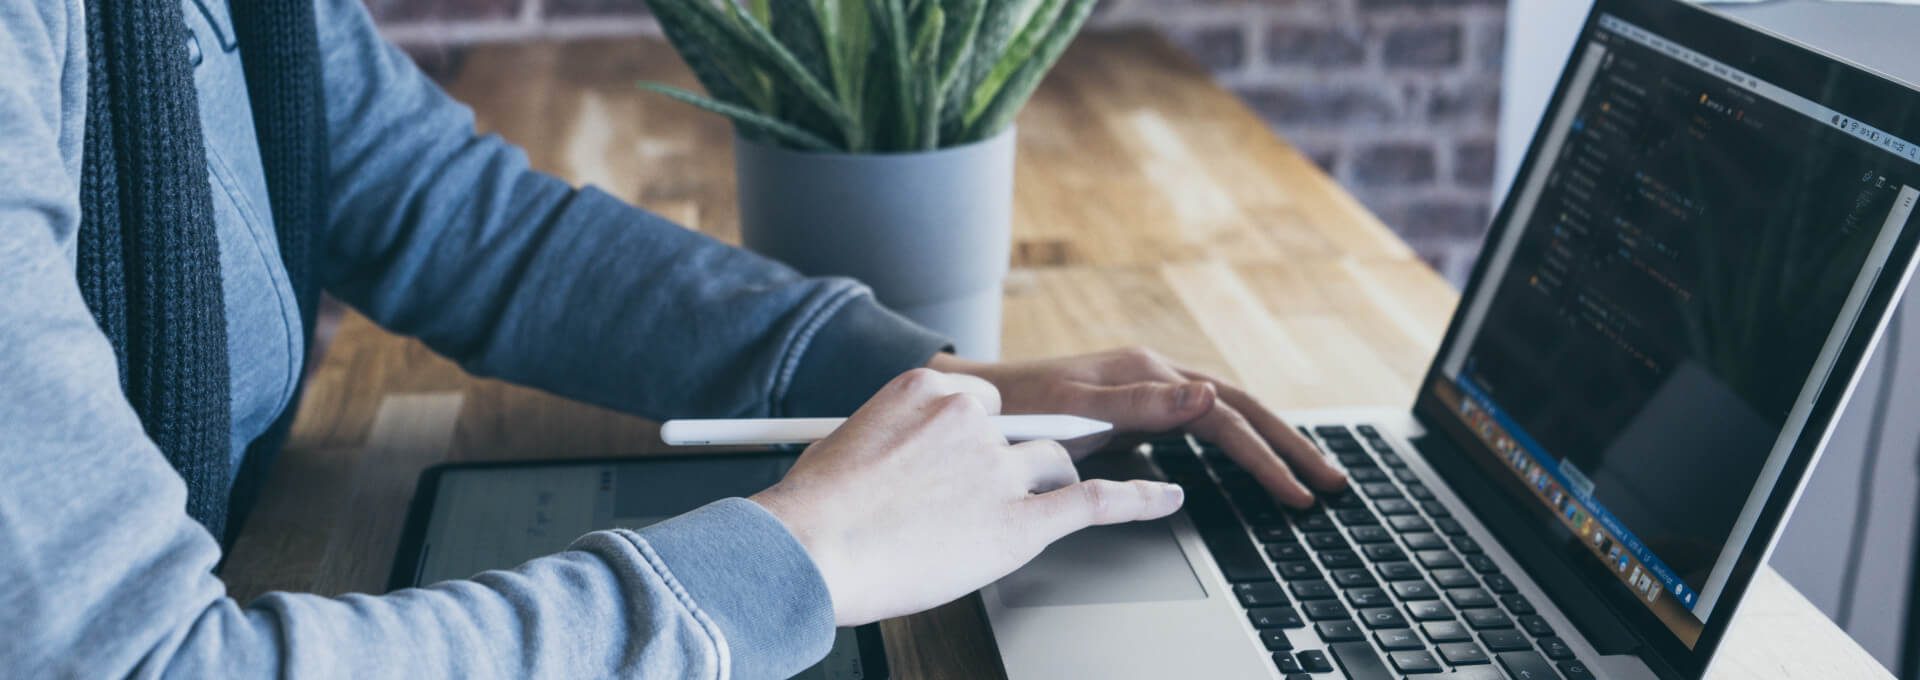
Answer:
1328, 642, 1392, 680
1182, 487, 1269, 582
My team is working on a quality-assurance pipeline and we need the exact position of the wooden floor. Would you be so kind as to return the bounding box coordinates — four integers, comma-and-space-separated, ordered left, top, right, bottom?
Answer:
220, 30, 1889, 679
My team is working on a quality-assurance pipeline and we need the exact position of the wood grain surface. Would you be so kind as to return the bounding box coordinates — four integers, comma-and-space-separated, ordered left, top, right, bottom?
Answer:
219, 30, 1887, 679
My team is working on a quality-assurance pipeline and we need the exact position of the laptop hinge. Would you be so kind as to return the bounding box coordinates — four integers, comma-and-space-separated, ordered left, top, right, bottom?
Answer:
1409, 424, 1647, 656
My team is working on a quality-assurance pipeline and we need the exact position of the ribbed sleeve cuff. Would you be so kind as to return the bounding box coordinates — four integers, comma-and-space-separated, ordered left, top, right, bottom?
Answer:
632, 498, 836, 679
781, 293, 951, 417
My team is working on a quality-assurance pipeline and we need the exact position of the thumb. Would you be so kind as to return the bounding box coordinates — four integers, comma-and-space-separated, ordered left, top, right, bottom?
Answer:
1024, 479, 1185, 542
1071, 381, 1215, 432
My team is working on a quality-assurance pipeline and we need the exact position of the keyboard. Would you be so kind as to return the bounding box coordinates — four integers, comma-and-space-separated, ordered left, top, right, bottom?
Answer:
1148, 424, 1594, 680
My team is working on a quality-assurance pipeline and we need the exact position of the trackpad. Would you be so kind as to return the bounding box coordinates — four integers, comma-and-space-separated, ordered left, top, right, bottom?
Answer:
997, 518, 1207, 607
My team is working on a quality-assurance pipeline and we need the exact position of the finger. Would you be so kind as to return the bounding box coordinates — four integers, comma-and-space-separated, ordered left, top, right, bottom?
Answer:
1010, 439, 1080, 493
874, 368, 1003, 415
1181, 369, 1347, 493
1066, 380, 1215, 433
1186, 402, 1316, 509
1025, 479, 1185, 540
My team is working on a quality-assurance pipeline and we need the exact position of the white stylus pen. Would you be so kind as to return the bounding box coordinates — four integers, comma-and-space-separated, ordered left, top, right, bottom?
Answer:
660, 414, 1113, 446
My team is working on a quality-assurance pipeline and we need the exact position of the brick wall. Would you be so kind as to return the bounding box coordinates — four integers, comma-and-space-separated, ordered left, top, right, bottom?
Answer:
375, 0, 1508, 283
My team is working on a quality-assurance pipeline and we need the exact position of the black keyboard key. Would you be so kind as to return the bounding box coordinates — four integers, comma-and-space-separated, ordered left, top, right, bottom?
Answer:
1328, 641, 1394, 680
1273, 652, 1304, 674
1267, 542, 1308, 562
1255, 525, 1294, 544
1388, 650, 1443, 674
1388, 515, 1431, 533
1538, 636, 1574, 660
1242, 506, 1291, 528
1297, 512, 1337, 532
1326, 489, 1367, 509
1291, 580, 1336, 600
1376, 628, 1425, 651
1416, 550, 1462, 569
1335, 508, 1380, 526
1432, 568, 1478, 588
1260, 629, 1294, 651
1378, 451, 1407, 468
1466, 554, 1502, 575
1438, 641, 1492, 665
1394, 467, 1421, 484
1559, 659, 1597, 679
1362, 543, 1406, 563
1358, 607, 1409, 629
1519, 614, 1555, 637
1248, 606, 1305, 629
1330, 568, 1378, 590
1422, 620, 1472, 642
1376, 499, 1417, 515
1316, 619, 1364, 641
1318, 549, 1363, 570
1397, 580, 1443, 599
1481, 630, 1531, 652
1378, 561, 1423, 581
1347, 587, 1391, 608
1349, 525, 1392, 543
1337, 452, 1375, 468
1306, 532, 1350, 551
1278, 561, 1321, 581
1501, 593, 1535, 615
1324, 439, 1364, 455
1361, 482, 1401, 499
1392, 580, 1439, 600
1314, 425, 1355, 439
1402, 532, 1446, 550
1235, 582, 1290, 608
1350, 468, 1389, 483
1464, 609, 1513, 630
1447, 588, 1495, 609
1408, 600, 1454, 621
1483, 574, 1516, 594
1496, 651, 1559, 680
1405, 482, 1434, 500
1296, 649, 1333, 674
1434, 517, 1467, 536
1303, 599, 1351, 621
1453, 536, 1484, 554
1420, 500, 1452, 518
1355, 425, 1380, 437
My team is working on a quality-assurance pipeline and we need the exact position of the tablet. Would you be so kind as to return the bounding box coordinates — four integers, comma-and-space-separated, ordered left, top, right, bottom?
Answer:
391, 453, 888, 679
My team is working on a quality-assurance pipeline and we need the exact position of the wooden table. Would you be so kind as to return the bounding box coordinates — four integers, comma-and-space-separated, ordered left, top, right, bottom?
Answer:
221, 30, 1887, 679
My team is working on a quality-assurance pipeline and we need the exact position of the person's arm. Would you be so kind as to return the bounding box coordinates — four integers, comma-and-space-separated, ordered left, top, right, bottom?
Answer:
0, 6, 830, 676
314, 0, 943, 420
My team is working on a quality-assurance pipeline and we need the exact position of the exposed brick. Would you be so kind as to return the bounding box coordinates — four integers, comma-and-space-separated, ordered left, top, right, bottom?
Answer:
1241, 85, 1399, 126
548, 0, 653, 18
1352, 143, 1436, 186
1170, 25, 1248, 73
1382, 25, 1462, 69
1454, 139, 1496, 186
1427, 78, 1503, 126
1265, 24, 1365, 67
365, 0, 519, 24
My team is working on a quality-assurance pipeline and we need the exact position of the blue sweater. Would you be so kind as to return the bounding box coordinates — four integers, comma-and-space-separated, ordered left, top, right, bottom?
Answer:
0, 0, 947, 676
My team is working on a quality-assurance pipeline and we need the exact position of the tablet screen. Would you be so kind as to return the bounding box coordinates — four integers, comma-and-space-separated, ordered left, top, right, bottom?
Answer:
408, 456, 875, 679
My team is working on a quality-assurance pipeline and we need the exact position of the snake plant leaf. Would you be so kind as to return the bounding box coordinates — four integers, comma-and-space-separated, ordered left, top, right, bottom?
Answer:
748, 0, 770, 24
910, 5, 946, 149
935, 0, 984, 96
868, 0, 917, 147
769, 2, 848, 146
964, 0, 1063, 126
946, 0, 1034, 130
966, 0, 1092, 139
681, 0, 857, 143
639, 82, 838, 151
645, 0, 768, 112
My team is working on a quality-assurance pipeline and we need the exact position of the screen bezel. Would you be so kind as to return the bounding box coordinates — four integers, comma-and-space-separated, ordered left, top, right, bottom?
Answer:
390, 454, 891, 679
1409, 0, 1920, 676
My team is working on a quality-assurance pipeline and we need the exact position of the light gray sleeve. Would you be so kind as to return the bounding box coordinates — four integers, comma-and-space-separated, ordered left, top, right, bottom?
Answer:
0, 3, 833, 677
312, 0, 948, 421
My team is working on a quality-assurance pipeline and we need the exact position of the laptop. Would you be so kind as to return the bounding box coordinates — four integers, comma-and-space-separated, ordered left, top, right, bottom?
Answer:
981, 0, 1920, 678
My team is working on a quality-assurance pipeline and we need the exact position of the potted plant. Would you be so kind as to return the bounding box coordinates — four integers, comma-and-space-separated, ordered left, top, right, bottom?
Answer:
642, 0, 1098, 359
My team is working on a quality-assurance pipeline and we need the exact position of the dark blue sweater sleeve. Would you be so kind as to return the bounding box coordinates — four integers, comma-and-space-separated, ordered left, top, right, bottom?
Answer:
312, 1, 947, 419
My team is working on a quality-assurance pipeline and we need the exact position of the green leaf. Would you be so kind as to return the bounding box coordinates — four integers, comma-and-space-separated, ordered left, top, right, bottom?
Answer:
965, 0, 1091, 140
869, 0, 917, 148
769, 2, 849, 146
640, 82, 839, 151
681, 0, 857, 143
911, 5, 946, 149
645, 0, 768, 111
935, 0, 985, 96
964, 0, 1064, 125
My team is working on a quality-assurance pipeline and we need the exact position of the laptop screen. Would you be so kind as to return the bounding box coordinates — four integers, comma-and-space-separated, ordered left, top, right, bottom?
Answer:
1421, 6, 1920, 651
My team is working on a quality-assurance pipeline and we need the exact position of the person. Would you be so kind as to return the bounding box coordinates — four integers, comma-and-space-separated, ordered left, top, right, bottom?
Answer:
0, 0, 1347, 676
